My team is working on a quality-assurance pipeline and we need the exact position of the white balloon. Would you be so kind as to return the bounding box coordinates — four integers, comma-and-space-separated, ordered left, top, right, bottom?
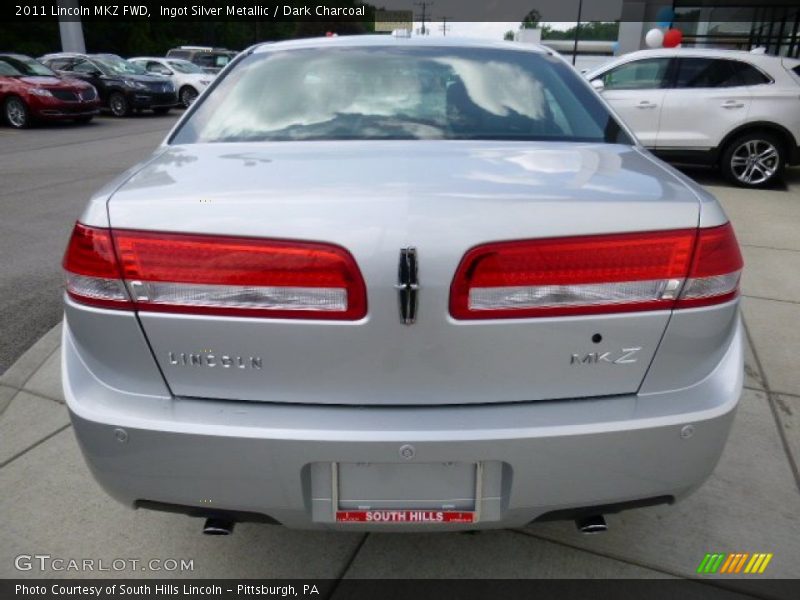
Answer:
645, 28, 664, 48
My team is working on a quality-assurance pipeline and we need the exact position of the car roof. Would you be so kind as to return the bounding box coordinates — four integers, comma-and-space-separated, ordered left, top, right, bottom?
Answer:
605, 47, 785, 64
585, 46, 788, 78
251, 35, 551, 55
39, 52, 116, 60
40, 52, 87, 58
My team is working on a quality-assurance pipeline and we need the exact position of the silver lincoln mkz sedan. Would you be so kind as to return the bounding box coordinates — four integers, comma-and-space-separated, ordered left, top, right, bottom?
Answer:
62, 36, 744, 533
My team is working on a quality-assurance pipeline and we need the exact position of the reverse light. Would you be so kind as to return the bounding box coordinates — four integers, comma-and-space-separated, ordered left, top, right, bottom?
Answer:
63, 224, 367, 320
450, 224, 742, 319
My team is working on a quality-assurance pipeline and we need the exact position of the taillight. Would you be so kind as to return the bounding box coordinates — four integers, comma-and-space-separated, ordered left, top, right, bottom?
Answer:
63, 224, 132, 310
675, 223, 743, 309
63, 224, 367, 320
450, 224, 742, 319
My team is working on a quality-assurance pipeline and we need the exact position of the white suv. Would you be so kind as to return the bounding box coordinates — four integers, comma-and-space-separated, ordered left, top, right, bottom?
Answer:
129, 57, 214, 108
586, 48, 800, 188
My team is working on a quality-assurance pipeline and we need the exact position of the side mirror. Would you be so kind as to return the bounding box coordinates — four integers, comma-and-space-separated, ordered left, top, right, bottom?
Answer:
590, 79, 605, 92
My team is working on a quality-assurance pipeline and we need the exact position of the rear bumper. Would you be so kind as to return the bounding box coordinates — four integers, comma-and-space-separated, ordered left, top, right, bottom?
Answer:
63, 310, 743, 531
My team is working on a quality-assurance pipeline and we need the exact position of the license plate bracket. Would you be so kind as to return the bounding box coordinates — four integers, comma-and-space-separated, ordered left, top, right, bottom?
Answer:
332, 461, 482, 524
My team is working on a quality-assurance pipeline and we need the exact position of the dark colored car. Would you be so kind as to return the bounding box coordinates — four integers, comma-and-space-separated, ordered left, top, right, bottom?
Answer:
166, 46, 237, 74
0, 53, 100, 128
39, 53, 177, 117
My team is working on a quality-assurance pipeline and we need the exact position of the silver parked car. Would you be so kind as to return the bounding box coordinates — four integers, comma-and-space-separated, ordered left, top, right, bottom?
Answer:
62, 36, 744, 533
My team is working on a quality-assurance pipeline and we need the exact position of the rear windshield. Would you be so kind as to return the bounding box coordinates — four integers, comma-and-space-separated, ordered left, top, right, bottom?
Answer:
172, 46, 630, 145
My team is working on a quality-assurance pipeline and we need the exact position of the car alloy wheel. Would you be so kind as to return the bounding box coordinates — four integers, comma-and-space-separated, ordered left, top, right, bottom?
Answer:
729, 139, 779, 186
5, 97, 28, 128
109, 93, 129, 117
180, 87, 198, 108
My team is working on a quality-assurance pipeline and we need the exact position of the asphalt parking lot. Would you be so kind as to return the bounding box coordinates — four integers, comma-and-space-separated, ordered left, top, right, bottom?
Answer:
0, 117, 799, 595
0, 114, 179, 375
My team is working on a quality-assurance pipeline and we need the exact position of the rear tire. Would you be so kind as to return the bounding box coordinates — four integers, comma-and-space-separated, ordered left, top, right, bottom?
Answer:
721, 131, 785, 188
109, 92, 130, 117
4, 96, 29, 128
179, 86, 198, 108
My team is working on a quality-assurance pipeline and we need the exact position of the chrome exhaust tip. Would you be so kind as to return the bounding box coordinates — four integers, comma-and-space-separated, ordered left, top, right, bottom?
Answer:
203, 518, 234, 535
575, 514, 607, 534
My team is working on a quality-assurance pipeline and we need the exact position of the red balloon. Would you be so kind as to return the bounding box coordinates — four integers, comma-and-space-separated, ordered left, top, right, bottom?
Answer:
664, 29, 683, 48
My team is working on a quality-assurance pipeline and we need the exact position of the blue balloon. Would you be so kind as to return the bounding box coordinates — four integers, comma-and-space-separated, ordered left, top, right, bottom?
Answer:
612, 41, 620, 55
656, 6, 675, 28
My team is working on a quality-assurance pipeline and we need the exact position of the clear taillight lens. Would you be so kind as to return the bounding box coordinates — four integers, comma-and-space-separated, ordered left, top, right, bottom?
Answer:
63, 224, 367, 320
450, 224, 742, 319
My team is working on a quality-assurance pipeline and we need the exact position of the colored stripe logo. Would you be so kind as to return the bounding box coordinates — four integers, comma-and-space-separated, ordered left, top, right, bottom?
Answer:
697, 553, 773, 574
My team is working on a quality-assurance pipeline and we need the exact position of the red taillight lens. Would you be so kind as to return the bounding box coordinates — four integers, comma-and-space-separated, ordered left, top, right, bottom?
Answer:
676, 222, 743, 309
62, 223, 132, 310
63, 224, 367, 320
450, 225, 742, 319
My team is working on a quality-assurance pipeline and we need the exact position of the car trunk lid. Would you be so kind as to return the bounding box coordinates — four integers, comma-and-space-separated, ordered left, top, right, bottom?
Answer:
106, 140, 700, 405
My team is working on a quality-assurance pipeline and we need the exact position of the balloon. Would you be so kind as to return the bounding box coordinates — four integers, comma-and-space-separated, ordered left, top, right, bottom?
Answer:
656, 6, 675, 28
611, 41, 620, 55
663, 29, 683, 48
645, 28, 664, 48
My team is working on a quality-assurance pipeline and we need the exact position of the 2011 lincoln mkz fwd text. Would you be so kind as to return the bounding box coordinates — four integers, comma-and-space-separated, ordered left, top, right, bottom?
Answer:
61, 36, 744, 533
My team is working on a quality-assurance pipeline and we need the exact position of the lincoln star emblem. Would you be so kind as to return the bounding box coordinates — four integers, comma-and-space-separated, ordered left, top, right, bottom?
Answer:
396, 247, 419, 325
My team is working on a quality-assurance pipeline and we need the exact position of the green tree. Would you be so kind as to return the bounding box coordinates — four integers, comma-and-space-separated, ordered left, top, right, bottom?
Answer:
504, 30, 515, 41
521, 10, 541, 29
541, 21, 620, 41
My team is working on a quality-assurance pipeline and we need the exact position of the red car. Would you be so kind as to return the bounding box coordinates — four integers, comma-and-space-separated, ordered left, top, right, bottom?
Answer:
0, 53, 100, 128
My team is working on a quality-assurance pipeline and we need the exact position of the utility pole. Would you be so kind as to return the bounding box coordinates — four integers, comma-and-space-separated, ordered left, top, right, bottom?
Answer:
414, 1, 433, 36
572, 0, 583, 66
440, 17, 450, 36
57, 0, 86, 53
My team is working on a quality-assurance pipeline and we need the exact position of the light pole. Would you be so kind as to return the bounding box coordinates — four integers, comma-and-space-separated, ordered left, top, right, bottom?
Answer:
58, 0, 86, 53
572, 0, 583, 66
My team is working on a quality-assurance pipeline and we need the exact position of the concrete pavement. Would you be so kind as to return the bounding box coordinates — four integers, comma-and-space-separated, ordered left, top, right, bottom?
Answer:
0, 166, 798, 593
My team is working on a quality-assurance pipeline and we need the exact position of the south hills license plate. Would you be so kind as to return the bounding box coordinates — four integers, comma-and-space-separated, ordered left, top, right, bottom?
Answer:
336, 510, 476, 523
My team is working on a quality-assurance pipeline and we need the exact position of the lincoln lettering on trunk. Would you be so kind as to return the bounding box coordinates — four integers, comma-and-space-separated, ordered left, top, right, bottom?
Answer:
167, 352, 263, 370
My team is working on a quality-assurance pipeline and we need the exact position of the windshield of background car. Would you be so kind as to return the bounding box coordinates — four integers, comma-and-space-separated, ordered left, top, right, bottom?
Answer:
214, 54, 233, 67
172, 46, 631, 144
93, 56, 147, 76
0, 56, 56, 77
169, 60, 204, 74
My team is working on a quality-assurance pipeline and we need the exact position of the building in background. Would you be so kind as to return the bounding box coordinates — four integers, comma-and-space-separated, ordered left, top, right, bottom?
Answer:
540, 40, 616, 72
618, 1, 800, 57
